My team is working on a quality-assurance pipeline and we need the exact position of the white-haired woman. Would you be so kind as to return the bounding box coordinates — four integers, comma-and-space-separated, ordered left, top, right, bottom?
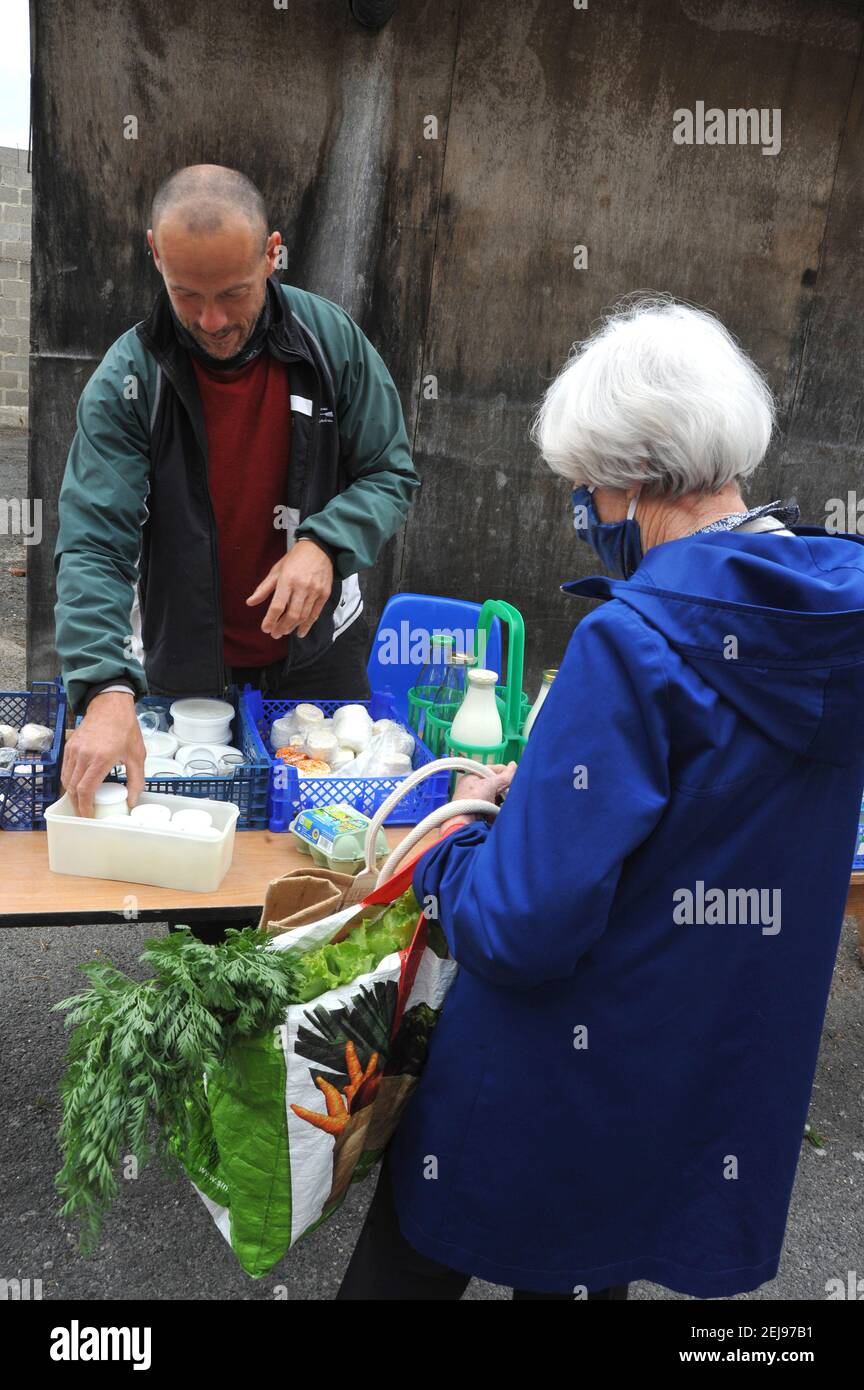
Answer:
337, 296, 864, 1301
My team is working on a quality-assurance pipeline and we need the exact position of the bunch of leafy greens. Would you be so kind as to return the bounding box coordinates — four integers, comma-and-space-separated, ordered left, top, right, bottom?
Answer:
291, 890, 422, 1002
55, 889, 429, 1251
54, 927, 297, 1252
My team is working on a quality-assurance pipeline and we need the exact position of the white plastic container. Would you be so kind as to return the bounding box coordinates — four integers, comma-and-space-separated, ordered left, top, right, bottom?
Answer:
171, 808, 214, 833
45, 791, 239, 891
175, 742, 237, 769
144, 756, 185, 778
169, 698, 235, 745
129, 803, 172, 828
142, 729, 179, 759
93, 784, 129, 819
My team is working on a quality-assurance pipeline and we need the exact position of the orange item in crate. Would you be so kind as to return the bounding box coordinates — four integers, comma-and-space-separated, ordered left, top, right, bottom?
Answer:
275, 748, 332, 776
275, 747, 308, 764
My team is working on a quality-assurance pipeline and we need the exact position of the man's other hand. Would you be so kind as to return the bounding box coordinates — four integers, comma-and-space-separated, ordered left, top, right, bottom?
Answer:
246, 538, 335, 640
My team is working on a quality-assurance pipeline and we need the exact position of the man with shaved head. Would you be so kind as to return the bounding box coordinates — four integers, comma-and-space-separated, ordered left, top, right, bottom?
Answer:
54, 164, 420, 814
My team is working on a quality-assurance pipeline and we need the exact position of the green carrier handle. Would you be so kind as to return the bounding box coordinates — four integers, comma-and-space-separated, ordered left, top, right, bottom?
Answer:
445, 598, 526, 764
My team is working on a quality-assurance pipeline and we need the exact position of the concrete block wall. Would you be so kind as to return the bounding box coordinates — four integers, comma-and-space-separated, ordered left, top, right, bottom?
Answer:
0, 145, 32, 430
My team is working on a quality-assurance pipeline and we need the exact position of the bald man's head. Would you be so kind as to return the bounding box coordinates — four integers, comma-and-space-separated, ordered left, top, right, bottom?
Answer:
150, 164, 268, 254
147, 165, 281, 360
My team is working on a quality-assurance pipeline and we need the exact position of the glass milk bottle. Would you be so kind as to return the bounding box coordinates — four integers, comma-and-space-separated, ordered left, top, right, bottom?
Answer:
431, 650, 475, 713
449, 668, 503, 756
413, 633, 456, 737
522, 668, 558, 739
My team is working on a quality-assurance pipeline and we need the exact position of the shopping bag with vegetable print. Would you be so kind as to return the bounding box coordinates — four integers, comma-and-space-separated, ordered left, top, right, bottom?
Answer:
173, 855, 457, 1278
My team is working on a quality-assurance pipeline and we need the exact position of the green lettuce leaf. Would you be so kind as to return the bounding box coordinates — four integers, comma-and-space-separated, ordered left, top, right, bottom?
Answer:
292, 889, 421, 1002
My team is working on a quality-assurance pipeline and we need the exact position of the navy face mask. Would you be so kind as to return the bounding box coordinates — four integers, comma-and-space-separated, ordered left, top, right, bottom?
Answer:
571, 483, 644, 579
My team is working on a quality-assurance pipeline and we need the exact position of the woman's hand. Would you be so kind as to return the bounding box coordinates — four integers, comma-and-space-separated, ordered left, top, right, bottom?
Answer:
448, 761, 519, 819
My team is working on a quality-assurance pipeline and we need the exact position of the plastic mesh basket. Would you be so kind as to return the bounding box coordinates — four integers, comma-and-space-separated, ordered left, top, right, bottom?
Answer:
0, 679, 67, 830
88, 690, 271, 830
854, 796, 864, 870
241, 688, 451, 831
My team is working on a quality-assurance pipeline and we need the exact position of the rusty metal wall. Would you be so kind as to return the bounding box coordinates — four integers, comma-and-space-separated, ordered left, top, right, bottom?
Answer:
27, 0, 864, 697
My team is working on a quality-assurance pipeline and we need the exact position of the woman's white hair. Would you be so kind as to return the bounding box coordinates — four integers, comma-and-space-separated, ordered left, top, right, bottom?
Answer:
530, 294, 776, 497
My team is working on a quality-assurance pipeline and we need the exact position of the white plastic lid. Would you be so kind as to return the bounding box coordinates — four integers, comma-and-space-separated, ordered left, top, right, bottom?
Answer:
467, 668, 499, 686
169, 699, 234, 723
93, 783, 129, 806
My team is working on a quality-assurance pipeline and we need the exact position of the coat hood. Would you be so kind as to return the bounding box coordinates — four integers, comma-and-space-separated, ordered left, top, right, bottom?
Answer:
562, 526, 864, 768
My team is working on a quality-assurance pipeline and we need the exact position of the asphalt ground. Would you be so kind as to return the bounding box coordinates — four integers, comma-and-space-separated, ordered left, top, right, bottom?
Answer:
0, 426, 861, 1301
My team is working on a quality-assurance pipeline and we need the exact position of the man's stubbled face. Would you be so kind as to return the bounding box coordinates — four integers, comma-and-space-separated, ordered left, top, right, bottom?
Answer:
148, 212, 275, 360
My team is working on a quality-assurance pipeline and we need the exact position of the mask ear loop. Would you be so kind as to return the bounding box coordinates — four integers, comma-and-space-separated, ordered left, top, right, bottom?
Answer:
626, 485, 642, 521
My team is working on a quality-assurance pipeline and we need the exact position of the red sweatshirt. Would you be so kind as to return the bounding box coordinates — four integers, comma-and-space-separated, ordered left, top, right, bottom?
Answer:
191, 352, 293, 667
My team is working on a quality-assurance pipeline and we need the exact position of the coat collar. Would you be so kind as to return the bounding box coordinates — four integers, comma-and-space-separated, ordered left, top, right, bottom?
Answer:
136, 272, 307, 362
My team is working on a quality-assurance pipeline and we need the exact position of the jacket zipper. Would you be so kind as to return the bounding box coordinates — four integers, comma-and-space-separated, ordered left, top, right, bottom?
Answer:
270, 337, 326, 674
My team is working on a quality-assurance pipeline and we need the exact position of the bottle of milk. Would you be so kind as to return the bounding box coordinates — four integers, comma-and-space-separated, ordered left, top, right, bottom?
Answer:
522, 668, 558, 739
449, 669, 503, 751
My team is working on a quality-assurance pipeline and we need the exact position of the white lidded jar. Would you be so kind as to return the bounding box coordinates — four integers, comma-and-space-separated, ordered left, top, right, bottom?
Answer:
92, 783, 129, 819
522, 668, 558, 740
449, 669, 503, 750
169, 698, 235, 746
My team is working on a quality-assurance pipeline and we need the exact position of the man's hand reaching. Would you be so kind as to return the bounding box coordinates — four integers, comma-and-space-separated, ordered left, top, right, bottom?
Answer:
61, 691, 146, 817
246, 538, 335, 640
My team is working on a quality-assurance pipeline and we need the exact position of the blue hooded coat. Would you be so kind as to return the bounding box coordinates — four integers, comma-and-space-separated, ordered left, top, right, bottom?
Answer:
388, 525, 864, 1298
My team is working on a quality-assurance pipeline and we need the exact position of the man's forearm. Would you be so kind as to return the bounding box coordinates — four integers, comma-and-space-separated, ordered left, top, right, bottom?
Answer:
295, 466, 420, 577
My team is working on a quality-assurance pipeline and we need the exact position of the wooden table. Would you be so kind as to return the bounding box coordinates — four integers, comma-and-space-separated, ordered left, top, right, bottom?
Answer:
2, 834, 863, 959
0, 826, 441, 930
846, 871, 864, 964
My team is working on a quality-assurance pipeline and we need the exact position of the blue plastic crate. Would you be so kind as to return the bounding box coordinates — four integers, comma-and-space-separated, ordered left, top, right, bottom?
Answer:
79, 688, 271, 831
854, 797, 864, 870
0, 679, 67, 830
241, 688, 450, 831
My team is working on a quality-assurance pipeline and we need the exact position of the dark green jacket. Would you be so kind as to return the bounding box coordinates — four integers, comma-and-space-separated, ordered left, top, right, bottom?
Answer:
54, 275, 420, 716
